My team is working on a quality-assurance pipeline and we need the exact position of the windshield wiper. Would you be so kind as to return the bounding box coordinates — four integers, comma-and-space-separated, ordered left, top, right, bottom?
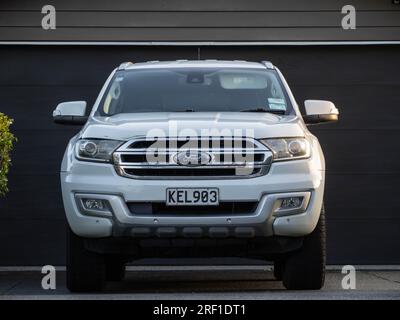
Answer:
171, 108, 285, 114
239, 108, 285, 115
172, 108, 197, 112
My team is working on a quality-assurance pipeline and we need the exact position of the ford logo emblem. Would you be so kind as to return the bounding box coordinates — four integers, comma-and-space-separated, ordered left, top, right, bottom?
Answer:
173, 150, 212, 166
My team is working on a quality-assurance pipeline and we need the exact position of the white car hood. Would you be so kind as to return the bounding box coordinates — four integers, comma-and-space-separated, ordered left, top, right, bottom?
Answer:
81, 112, 305, 140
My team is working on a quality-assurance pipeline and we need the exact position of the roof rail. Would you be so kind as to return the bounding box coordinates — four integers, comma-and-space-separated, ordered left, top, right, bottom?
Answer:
261, 60, 274, 69
118, 61, 133, 70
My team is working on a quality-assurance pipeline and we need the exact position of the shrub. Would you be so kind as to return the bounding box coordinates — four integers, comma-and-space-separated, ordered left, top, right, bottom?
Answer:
0, 113, 16, 196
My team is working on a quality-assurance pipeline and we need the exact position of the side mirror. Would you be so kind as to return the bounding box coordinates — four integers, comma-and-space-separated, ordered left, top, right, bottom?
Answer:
302, 100, 339, 125
53, 101, 88, 125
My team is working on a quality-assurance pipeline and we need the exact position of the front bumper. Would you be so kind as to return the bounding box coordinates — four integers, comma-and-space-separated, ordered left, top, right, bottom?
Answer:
61, 158, 324, 239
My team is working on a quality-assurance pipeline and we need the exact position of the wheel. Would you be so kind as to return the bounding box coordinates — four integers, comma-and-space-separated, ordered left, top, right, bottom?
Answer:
66, 227, 106, 292
105, 256, 126, 281
282, 205, 326, 290
273, 260, 285, 281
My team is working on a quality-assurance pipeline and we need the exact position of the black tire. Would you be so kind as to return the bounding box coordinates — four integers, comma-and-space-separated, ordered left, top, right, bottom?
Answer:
105, 256, 126, 281
66, 227, 106, 292
282, 205, 326, 290
273, 260, 285, 281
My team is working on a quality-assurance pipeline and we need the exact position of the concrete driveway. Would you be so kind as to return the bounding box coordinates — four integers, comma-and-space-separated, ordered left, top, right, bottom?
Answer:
0, 266, 399, 300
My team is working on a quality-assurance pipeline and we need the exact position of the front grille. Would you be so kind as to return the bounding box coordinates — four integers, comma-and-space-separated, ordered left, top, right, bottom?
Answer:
127, 201, 259, 216
114, 137, 272, 179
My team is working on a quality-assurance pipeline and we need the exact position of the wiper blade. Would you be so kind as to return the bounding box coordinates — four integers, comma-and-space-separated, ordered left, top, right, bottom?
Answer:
240, 108, 285, 115
172, 108, 196, 112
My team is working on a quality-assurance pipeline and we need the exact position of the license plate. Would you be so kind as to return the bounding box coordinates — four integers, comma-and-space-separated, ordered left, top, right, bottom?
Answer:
166, 188, 219, 206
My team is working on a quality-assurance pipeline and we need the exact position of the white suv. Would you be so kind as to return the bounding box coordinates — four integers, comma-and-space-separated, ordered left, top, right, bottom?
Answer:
53, 60, 339, 292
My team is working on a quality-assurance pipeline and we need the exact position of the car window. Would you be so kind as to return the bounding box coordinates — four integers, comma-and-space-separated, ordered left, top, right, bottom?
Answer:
96, 67, 293, 116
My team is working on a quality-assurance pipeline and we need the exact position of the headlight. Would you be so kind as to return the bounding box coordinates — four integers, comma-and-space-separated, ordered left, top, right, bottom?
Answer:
75, 139, 123, 162
260, 137, 311, 161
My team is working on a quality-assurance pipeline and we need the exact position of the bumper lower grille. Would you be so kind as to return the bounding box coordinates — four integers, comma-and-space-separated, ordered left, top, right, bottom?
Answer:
127, 201, 259, 216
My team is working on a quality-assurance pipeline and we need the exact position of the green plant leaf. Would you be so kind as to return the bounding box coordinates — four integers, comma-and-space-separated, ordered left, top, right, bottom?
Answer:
0, 112, 17, 196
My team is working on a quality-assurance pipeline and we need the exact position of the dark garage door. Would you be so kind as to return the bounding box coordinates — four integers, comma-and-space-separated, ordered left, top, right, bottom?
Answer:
0, 45, 399, 265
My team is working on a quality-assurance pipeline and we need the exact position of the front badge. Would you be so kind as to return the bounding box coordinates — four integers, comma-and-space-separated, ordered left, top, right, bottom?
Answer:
173, 150, 212, 166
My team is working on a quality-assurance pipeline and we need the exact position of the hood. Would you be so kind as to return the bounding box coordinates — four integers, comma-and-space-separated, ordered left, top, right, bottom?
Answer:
81, 112, 305, 140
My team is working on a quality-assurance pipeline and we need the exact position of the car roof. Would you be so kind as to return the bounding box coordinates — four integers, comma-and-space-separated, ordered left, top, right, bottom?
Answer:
122, 60, 269, 70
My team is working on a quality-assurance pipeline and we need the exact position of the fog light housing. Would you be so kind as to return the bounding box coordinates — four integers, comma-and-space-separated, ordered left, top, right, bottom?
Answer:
76, 195, 112, 217
272, 192, 311, 217
281, 197, 303, 210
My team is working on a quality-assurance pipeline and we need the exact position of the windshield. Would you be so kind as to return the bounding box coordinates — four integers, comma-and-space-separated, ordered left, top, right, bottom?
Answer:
96, 67, 294, 116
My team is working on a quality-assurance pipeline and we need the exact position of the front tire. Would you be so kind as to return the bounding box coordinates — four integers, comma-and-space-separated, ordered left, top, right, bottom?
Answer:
66, 227, 106, 292
105, 256, 126, 281
273, 260, 285, 281
282, 205, 326, 290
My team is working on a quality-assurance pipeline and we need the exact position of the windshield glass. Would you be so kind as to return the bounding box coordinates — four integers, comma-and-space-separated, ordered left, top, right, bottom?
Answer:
96, 67, 294, 116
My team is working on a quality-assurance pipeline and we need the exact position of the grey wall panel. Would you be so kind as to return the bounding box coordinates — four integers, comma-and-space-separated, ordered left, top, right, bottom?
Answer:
292, 86, 400, 130
0, 220, 66, 266
0, 0, 398, 11
2, 12, 400, 28
0, 0, 399, 42
1, 27, 400, 41
326, 218, 400, 265
315, 130, 400, 174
